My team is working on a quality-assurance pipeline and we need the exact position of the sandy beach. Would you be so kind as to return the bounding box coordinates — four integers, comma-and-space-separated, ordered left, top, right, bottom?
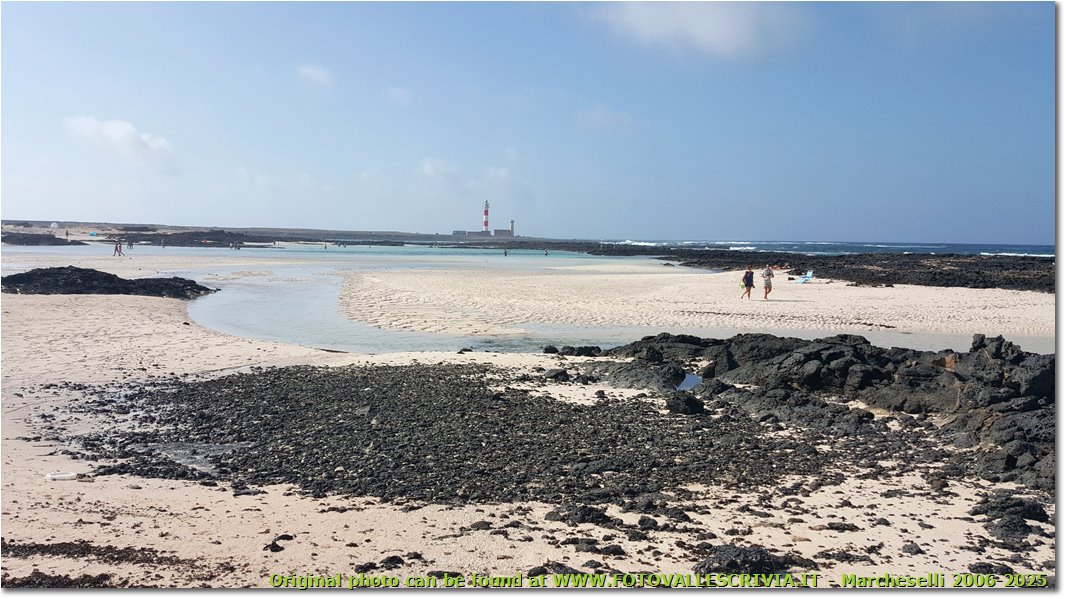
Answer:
0, 242, 1056, 588
3, 0, 1056, 588
340, 263, 1053, 348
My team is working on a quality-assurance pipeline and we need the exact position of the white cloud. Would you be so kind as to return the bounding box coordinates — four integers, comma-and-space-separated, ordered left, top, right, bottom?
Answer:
578, 104, 635, 130
66, 116, 173, 157
383, 86, 413, 106
297, 63, 332, 86
591, 2, 807, 60
504, 145, 520, 161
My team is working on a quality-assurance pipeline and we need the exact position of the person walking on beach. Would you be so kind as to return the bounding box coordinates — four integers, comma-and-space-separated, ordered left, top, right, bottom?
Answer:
762, 264, 774, 300
741, 265, 755, 299
113, 240, 124, 257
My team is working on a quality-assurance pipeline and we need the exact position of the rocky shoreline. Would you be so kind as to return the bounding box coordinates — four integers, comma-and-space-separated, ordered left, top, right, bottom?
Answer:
453, 241, 1055, 294
0, 232, 87, 246
20, 331, 1052, 582
3, 227, 1051, 292
60, 332, 1051, 496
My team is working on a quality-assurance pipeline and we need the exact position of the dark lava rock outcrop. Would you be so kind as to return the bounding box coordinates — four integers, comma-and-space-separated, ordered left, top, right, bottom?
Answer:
1, 232, 87, 246
607, 332, 1055, 491
666, 392, 705, 415
579, 359, 685, 393
455, 242, 1054, 293
1, 266, 215, 299
120, 229, 279, 248
672, 252, 1054, 294
692, 544, 815, 575
969, 491, 1051, 542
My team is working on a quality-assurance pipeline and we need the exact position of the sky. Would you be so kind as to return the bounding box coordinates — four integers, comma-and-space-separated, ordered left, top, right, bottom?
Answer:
1, 2, 1055, 244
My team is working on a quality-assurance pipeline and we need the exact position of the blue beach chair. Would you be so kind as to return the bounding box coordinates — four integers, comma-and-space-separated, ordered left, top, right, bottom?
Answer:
795, 270, 814, 283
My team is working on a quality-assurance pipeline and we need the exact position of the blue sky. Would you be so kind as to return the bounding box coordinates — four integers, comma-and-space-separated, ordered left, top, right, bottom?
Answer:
1, 2, 1054, 244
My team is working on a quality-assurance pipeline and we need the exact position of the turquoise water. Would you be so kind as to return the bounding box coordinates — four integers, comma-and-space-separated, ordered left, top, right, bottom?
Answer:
172, 248, 694, 353
1, 241, 636, 269
1, 243, 1054, 354
3, 243, 685, 353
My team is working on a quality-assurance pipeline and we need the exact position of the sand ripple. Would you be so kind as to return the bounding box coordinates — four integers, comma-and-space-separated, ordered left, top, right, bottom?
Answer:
339, 268, 1054, 339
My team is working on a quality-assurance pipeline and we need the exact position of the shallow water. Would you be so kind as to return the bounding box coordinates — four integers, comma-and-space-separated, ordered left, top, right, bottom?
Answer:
185, 262, 1053, 355
2, 244, 1054, 354
169, 246, 681, 353
186, 267, 473, 353
677, 373, 702, 391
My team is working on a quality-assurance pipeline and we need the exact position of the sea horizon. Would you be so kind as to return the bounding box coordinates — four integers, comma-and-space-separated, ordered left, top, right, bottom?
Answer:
2, 220, 1055, 258
593, 239, 1057, 258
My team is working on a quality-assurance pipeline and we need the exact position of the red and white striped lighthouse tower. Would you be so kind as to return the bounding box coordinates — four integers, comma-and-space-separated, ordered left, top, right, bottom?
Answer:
482, 200, 490, 233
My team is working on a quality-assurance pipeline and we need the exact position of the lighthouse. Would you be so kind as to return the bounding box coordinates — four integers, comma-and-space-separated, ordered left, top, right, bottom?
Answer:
482, 200, 490, 232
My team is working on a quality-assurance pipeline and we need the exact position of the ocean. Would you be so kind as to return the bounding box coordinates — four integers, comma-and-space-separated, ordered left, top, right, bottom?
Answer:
598, 240, 1055, 257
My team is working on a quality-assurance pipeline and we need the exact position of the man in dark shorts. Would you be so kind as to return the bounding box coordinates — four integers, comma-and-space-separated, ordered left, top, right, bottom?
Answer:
762, 265, 774, 300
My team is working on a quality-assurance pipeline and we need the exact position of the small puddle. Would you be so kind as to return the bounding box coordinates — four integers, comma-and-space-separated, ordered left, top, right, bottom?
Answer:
677, 373, 702, 391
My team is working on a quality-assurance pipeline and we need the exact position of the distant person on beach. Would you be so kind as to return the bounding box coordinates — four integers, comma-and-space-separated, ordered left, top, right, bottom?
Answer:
127, 239, 133, 249
113, 240, 124, 256
544, 249, 548, 256
762, 264, 774, 300
741, 266, 755, 299
504, 249, 508, 256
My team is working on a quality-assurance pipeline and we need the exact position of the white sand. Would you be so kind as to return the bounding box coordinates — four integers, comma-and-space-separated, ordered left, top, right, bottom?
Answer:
0, 242, 1055, 587
339, 265, 1053, 349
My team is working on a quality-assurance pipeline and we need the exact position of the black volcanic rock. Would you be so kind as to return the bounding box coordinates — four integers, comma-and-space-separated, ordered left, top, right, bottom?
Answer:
579, 359, 685, 393
449, 241, 1054, 293
985, 515, 1033, 542
1, 266, 215, 299
598, 332, 1055, 492
1, 232, 87, 246
665, 392, 705, 415
545, 504, 614, 526
56, 330, 1053, 519
1, 571, 121, 588
558, 345, 602, 357
607, 333, 717, 363
970, 493, 1049, 523
120, 228, 278, 248
544, 368, 570, 382
70, 363, 815, 504
693, 544, 814, 575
